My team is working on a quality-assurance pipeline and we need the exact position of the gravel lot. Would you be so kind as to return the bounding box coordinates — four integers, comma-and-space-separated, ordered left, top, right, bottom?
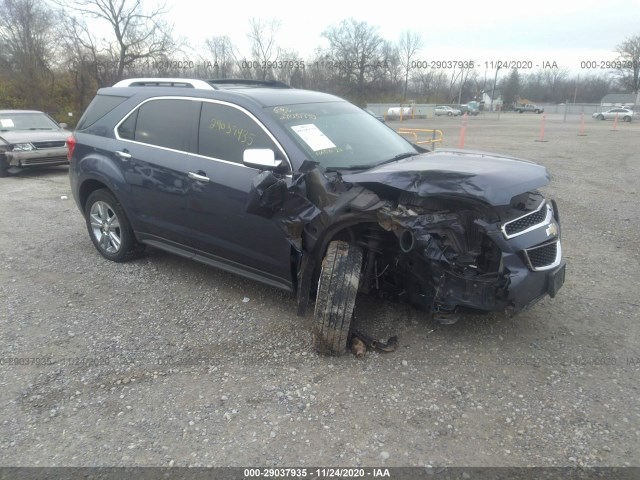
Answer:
1, 113, 639, 467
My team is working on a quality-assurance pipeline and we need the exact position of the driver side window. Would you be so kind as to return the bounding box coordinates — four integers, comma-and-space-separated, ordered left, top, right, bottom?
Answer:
198, 102, 279, 164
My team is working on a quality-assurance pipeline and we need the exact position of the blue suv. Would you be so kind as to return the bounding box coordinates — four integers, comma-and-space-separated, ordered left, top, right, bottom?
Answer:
68, 78, 565, 355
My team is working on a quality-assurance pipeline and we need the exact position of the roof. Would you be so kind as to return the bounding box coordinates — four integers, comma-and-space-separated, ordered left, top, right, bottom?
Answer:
105, 78, 344, 108
481, 89, 502, 99
601, 93, 636, 104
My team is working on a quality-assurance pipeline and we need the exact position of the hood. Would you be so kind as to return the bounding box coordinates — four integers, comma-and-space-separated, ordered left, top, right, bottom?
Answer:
341, 148, 551, 206
0, 129, 69, 145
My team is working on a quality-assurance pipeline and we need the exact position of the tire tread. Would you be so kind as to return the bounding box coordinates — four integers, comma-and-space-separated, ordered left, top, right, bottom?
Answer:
313, 241, 363, 355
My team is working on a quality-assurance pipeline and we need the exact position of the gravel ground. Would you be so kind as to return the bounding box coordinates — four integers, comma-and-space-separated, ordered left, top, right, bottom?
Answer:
1, 113, 639, 467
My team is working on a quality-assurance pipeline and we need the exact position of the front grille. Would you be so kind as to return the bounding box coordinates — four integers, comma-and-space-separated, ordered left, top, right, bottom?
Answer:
32, 141, 66, 149
21, 156, 68, 166
502, 202, 550, 238
522, 240, 561, 271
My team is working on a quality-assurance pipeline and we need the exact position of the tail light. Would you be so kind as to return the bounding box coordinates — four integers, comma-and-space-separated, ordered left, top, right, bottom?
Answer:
66, 135, 76, 162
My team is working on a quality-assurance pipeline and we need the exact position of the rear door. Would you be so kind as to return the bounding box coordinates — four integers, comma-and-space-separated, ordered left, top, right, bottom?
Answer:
115, 97, 200, 248
183, 100, 295, 290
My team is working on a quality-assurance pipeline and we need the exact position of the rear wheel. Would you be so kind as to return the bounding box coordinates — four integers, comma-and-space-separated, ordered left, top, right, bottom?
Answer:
313, 241, 363, 355
623, 116, 632, 122
84, 189, 141, 262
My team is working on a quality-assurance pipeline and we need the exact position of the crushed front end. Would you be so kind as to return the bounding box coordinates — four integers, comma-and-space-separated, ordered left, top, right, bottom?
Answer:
373, 190, 565, 318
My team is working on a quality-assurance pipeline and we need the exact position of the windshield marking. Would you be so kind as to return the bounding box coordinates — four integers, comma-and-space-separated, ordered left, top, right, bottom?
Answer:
1, 119, 15, 128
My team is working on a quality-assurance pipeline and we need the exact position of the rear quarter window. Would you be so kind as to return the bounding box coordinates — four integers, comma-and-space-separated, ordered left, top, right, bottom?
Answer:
76, 94, 129, 130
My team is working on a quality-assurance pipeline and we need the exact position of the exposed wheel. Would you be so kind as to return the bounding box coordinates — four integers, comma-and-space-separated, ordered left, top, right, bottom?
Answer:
623, 116, 632, 122
517, 110, 523, 113
313, 240, 363, 355
84, 189, 139, 262
0, 155, 8, 177
597, 114, 604, 120
447, 112, 453, 116
535, 110, 541, 114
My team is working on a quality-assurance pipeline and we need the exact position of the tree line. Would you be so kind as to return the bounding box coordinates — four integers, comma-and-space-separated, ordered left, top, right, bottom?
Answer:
1, 0, 639, 123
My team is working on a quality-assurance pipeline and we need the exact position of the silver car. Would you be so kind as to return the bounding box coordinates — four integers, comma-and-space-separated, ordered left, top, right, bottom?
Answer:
0, 110, 70, 177
434, 106, 462, 116
592, 108, 634, 122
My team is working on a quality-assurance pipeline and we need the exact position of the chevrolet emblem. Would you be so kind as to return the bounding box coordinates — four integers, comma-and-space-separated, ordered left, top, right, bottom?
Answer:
546, 223, 558, 237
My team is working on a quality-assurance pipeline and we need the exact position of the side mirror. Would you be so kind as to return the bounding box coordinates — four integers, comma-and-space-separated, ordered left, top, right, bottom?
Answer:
59, 123, 68, 129
243, 149, 282, 170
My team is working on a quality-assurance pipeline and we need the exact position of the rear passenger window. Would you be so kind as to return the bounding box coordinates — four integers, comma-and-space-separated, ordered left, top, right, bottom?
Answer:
198, 102, 277, 163
125, 99, 199, 151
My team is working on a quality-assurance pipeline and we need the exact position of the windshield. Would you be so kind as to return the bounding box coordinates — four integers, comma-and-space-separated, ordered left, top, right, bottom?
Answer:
265, 102, 417, 170
0, 112, 60, 131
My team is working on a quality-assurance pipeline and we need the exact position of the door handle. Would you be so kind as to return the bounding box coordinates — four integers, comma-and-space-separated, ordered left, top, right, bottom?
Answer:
188, 171, 210, 183
115, 150, 132, 161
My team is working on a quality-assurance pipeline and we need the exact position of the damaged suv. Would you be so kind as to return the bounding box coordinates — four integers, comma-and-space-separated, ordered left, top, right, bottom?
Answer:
68, 78, 565, 355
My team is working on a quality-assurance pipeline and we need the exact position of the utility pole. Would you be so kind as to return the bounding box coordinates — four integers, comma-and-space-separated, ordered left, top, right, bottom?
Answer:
490, 67, 500, 112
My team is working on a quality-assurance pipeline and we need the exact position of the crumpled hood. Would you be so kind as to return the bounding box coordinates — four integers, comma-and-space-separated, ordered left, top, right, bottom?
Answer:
0, 129, 68, 145
341, 148, 551, 206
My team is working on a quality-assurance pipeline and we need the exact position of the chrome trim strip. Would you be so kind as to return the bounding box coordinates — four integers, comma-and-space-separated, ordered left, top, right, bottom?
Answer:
502, 201, 552, 239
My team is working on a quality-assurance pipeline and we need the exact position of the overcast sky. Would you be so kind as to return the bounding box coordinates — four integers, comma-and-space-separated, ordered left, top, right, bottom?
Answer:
167, 0, 640, 75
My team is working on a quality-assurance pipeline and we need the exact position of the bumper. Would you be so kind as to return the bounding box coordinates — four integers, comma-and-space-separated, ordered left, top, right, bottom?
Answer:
503, 252, 566, 312
433, 255, 565, 315
6, 147, 68, 167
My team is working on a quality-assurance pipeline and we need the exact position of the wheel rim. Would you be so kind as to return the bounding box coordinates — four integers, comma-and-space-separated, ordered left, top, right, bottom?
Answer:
89, 201, 122, 254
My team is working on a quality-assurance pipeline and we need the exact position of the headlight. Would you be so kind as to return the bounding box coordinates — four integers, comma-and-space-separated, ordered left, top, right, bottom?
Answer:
12, 143, 36, 151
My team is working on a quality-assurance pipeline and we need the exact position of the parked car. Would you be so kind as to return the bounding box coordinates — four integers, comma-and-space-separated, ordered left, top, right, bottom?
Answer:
453, 104, 479, 116
68, 78, 565, 355
592, 108, 634, 122
514, 104, 544, 114
0, 110, 70, 177
434, 105, 462, 116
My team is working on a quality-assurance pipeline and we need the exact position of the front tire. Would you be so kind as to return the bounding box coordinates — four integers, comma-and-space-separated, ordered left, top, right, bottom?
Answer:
313, 241, 363, 356
0, 155, 8, 177
597, 114, 604, 120
623, 116, 632, 122
84, 189, 138, 262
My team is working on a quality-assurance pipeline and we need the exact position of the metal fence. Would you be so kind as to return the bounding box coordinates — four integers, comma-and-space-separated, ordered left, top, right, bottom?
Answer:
367, 103, 618, 118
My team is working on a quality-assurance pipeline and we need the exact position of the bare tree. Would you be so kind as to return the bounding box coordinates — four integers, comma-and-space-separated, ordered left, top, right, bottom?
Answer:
55, 0, 176, 83
542, 67, 569, 102
0, 0, 59, 108
247, 17, 280, 81
615, 34, 640, 93
271, 49, 304, 85
322, 18, 384, 105
203, 35, 237, 79
59, 16, 103, 111
398, 30, 422, 101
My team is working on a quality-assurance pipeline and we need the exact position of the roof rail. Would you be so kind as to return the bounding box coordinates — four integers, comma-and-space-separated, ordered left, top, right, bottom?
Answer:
206, 79, 292, 89
112, 78, 215, 89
